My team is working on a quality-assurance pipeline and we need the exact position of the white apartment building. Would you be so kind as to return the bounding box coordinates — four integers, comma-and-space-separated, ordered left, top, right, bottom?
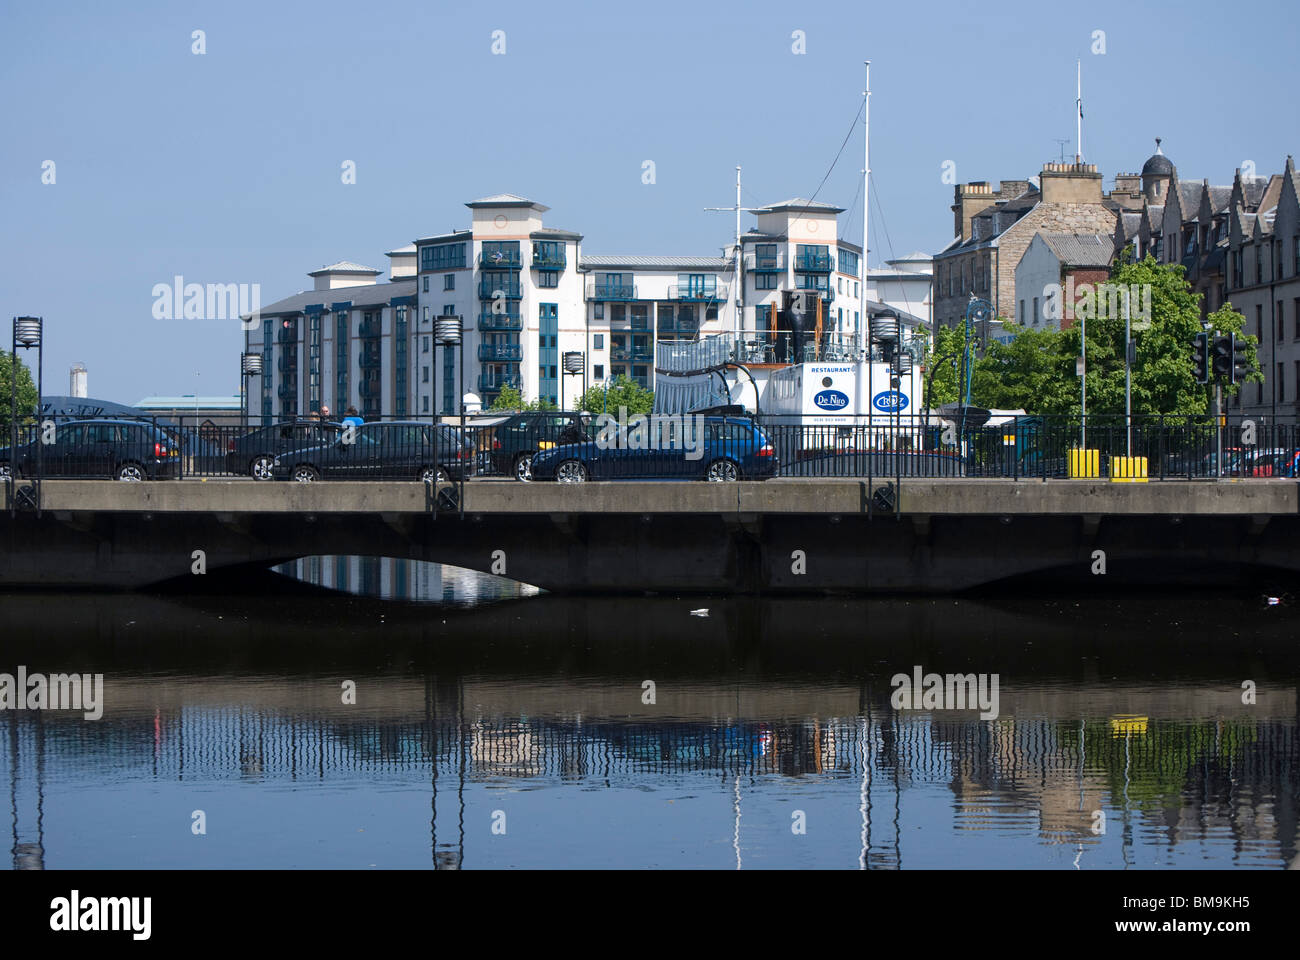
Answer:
244, 193, 925, 421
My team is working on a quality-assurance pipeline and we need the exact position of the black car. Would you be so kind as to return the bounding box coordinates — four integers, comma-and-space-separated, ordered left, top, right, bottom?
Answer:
487, 412, 591, 480
0, 419, 181, 481
225, 419, 342, 479
270, 421, 475, 482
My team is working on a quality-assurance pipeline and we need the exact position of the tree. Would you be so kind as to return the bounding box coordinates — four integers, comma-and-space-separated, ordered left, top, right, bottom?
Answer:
921, 324, 964, 409
970, 323, 1073, 412
576, 375, 654, 415
0, 349, 39, 440
488, 385, 557, 412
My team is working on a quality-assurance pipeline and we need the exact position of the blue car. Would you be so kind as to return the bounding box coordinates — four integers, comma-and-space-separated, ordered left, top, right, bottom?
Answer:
529, 416, 778, 482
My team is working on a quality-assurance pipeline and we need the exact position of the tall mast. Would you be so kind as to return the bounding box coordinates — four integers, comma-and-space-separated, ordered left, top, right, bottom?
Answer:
1075, 59, 1082, 163
859, 61, 870, 340
734, 165, 742, 338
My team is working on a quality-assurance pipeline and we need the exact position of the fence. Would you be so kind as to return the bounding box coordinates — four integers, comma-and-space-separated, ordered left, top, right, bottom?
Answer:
4, 411, 1298, 483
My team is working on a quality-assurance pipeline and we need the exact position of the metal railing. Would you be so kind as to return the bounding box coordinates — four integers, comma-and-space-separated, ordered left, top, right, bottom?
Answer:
477, 313, 523, 331
586, 280, 638, 300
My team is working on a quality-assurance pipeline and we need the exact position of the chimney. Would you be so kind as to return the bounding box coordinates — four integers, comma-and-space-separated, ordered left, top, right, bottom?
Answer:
952, 182, 995, 242
1040, 161, 1103, 205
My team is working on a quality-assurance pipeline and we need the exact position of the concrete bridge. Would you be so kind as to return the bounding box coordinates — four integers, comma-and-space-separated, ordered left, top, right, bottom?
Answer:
3, 479, 1299, 592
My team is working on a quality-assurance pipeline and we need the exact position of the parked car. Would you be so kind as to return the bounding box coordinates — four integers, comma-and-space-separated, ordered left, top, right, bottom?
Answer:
529, 416, 777, 482
0, 419, 180, 481
270, 421, 475, 482
487, 412, 592, 480
1241, 448, 1300, 477
225, 419, 341, 479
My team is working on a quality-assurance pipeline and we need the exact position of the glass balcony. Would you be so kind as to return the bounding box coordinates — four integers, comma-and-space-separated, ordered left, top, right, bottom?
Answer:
668, 283, 722, 301
277, 355, 297, 373
358, 320, 382, 338
477, 313, 524, 331
745, 252, 786, 272
793, 252, 835, 272
478, 343, 522, 362
478, 278, 523, 299
358, 380, 382, 400
478, 250, 522, 268
359, 351, 382, 369
586, 280, 638, 300
611, 345, 655, 362
531, 249, 567, 270
478, 373, 520, 393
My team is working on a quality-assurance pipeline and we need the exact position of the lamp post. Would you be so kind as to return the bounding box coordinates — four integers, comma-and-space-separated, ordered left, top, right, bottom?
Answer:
240, 352, 263, 432
561, 351, 584, 411
435, 316, 463, 493
962, 296, 992, 410
10, 316, 44, 517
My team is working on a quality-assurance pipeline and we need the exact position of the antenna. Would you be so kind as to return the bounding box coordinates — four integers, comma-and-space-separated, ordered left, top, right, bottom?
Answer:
1054, 139, 1071, 164
1075, 60, 1083, 163
705, 165, 764, 338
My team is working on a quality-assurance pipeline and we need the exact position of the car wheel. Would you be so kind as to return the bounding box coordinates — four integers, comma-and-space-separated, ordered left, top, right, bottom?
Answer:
514, 453, 534, 482
117, 462, 146, 482
292, 465, 320, 482
705, 459, 740, 482
420, 466, 450, 483
555, 459, 588, 483
250, 455, 275, 481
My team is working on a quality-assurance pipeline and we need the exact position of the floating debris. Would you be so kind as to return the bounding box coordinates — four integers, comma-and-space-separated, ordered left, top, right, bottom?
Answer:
690, 608, 709, 617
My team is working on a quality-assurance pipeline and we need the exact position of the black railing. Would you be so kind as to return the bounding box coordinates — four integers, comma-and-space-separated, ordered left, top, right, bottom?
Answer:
6, 412, 1297, 484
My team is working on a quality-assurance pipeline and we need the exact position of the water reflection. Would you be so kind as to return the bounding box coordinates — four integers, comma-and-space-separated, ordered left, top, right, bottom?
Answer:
271, 556, 540, 603
1, 589, 1297, 868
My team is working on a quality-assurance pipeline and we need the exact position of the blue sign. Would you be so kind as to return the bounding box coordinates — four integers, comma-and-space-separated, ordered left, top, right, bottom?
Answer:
871, 390, 908, 412
812, 389, 850, 411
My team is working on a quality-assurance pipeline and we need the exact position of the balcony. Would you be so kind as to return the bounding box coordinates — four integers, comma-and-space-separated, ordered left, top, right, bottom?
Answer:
276, 384, 297, 400
359, 351, 382, 369
793, 252, 835, 272
358, 320, 382, 338
611, 345, 654, 362
478, 279, 523, 299
745, 252, 786, 272
478, 343, 522, 362
531, 250, 567, 271
276, 328, 298, 344
277, 355, 297, 373
477, 313, 523, 331
478, 250, 522, 269
478, 373, 520, 393
586, 280, 638, 300
668, 283, 723, 301
358, 380, 382, 400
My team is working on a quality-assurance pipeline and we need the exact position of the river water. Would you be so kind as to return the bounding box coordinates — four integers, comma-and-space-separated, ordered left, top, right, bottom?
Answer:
2, 560, 1297, 869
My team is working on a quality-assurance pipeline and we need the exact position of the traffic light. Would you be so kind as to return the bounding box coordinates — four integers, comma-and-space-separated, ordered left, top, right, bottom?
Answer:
1191, 332, 1209, 383
1211, 334, 1234, 382
1232, 336, 1250, 384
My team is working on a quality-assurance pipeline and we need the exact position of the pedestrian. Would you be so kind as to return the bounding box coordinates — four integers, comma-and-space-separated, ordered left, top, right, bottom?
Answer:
320, 405, 331, 421
343, 405, 364, 427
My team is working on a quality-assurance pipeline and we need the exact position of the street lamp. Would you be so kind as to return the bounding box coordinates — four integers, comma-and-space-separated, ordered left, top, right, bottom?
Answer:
962, 296, 992, 410
10, 317, 44, 517
561, 351, 584, 411
434, 316, 464, 495
240, 352, 263, 431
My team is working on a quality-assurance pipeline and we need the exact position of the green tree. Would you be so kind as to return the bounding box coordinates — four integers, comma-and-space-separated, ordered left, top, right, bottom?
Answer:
1, 349, 39, 439
921, 324, 964, 408
970, 323, 1073, 412
576, 375, 654, 415
488, 385, 557, 412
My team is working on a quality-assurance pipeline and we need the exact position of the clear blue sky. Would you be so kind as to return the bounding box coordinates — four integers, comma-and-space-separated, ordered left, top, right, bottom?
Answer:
3, 0, 1296, 403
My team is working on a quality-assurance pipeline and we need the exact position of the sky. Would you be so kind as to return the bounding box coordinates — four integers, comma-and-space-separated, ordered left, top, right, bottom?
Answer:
2, 0, 1297, 403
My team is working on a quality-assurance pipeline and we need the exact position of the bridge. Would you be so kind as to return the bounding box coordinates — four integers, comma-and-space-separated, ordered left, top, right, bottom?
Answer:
3, 478, 1299, 592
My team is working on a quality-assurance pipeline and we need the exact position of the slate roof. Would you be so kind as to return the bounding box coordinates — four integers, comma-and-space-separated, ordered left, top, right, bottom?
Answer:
1039, 233, 1116, 267
250, 279, 418, 317
307, 261, 382, 276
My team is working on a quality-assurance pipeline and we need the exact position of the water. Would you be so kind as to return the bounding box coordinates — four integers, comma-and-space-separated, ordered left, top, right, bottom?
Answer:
2, 564, 1298, 869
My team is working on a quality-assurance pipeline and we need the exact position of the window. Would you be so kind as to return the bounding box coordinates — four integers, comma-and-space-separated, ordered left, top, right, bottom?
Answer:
422, 395, 429, 413
594, 364, 604, 380
443, 305, 455, 317
1257, 305, 1264, 340
443, 350, 455, 413
1294, 299, 1300, 339
423, 336, 430, 354
1279, 363, 1286, 403
594, 303, 604, 319
423, 306, 429, 322
537, 271, 558, 288
1033, 297, 1039, 326
422, 366, 430, 383
423, 277, 429, 293
594, 334, 604, 349
1019, 299, 1025, 324
420, 243, 466, 271
754, 243, 778, 269
481, 241, 520, 267
755, 273, 778, 290
1280, 302, 1286, 342
838, 249, 859, 277
444, 274, 455, 291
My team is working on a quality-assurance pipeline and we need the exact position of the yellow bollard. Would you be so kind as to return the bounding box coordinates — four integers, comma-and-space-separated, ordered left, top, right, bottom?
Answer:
1068, 448, 1101, 478
1110, 456, 1149, 483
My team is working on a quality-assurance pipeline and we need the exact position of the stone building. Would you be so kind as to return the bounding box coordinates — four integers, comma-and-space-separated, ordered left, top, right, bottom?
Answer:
932, 162, 1120, 330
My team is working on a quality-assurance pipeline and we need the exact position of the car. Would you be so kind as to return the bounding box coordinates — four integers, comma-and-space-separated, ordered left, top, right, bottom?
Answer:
485, 411, 592, 481
270, 420, 475, 482
528, 416, 778, 482
0, 419, 180, 481
1241, 448, 1300, 477
225, 419, 341, 479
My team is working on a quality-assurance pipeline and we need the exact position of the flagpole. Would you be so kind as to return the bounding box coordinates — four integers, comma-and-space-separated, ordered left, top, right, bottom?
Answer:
1076, 60, 1082, 163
